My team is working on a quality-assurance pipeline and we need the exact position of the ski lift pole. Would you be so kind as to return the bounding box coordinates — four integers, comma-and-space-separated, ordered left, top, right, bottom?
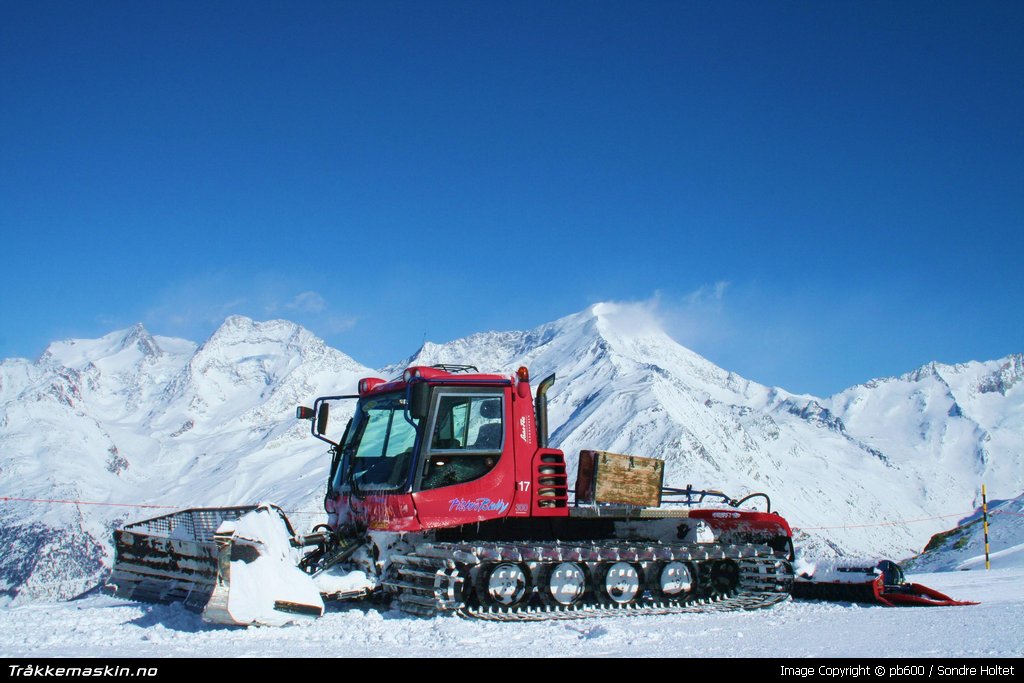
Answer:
982, 484, 990, 570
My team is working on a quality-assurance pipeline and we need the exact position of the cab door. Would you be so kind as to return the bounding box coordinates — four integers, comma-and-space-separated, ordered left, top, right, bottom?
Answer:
411, 386, 515, 528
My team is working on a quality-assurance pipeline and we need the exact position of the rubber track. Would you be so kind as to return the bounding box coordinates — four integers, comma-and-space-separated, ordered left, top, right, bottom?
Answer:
386, 541, 793, 621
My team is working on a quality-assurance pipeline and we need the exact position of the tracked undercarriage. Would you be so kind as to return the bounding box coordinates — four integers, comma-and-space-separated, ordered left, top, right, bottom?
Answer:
386, 540, 794, 621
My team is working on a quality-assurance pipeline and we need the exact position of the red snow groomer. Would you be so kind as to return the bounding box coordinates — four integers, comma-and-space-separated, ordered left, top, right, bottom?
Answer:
108, 364, 975, 626
110, 365, 795, 624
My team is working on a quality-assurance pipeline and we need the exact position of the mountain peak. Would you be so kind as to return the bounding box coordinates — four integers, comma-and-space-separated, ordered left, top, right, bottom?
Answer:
205, 315, 309, 348
978, 353, 1024, 396
118, 323, 161, 358
213, 314, 261, 336
590, 301, 672, 344
38, 323, 164, 369
194, 315, 365, 374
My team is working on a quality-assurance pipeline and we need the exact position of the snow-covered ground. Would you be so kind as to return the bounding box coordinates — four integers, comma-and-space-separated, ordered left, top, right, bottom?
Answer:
2, 567, 1020, 658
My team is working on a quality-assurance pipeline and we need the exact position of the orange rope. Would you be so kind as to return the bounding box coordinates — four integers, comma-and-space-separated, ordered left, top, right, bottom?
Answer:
0, 496, 324, 516
792, 510, 975, 531
3, 495, 1015, 523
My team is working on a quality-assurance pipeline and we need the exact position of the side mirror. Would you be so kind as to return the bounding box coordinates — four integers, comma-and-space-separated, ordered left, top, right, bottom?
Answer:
316, 402, 330, 435
296, 406, 314, 420
410, 382, 430, 420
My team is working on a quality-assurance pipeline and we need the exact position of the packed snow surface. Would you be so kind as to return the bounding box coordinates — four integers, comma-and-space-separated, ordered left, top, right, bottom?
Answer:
1, 568, 1019, 658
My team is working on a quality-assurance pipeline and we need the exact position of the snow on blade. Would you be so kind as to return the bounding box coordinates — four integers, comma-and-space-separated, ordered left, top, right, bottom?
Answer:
202, 505, 323, 627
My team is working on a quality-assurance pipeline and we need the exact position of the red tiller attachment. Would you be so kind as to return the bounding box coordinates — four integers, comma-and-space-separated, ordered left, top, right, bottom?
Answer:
879, 580, 978, 607
792, 559, 978, 607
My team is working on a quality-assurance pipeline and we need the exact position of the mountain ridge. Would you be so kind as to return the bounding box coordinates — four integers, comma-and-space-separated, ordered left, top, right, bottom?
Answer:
1, 303, 1021, 604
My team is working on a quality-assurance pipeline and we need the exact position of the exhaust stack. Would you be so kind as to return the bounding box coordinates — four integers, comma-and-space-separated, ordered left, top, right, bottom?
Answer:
535, 373, 555, 449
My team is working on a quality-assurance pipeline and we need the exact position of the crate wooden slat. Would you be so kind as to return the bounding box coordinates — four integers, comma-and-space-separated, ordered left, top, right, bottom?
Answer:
576, 450, 664, 508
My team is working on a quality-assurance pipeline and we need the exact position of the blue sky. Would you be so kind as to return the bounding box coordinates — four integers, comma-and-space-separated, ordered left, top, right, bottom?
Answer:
1, 1, 1021, 396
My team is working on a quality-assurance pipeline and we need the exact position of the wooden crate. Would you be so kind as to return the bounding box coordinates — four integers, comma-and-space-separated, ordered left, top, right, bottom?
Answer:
575, 450, 664, 508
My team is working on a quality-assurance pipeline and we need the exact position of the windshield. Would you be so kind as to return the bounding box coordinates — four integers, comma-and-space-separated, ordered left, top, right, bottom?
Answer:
333, 393, 419, 492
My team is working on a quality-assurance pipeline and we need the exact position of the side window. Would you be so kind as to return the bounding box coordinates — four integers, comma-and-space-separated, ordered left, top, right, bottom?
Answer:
430, 396, 503, 451
422, 392, 504, 491
448, 401, 470, 448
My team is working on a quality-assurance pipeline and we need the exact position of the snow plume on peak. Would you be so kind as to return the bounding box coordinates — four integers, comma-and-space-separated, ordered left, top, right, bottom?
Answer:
565, 301, 747, 403
590, 300, 667, 341
396, 300, 727, 386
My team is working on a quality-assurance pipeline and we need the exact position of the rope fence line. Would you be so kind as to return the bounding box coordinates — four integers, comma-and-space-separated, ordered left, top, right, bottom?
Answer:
0, 496, 177, 510
789, 510, 1021, 530
0, 496, 326, 517
3, 495, 1019, 525
792, 511, 975, 531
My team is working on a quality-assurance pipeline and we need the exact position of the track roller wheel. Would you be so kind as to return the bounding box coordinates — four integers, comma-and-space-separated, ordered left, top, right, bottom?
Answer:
653, 561, 694, 600
597, 562, 643, 605
539, 562, 588, 607
476, 562, 530, 608
709, 559, 740, 595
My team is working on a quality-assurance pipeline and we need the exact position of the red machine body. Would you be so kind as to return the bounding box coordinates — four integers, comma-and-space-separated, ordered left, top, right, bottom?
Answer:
314, 365, 792, 555
107, 363, 797, 624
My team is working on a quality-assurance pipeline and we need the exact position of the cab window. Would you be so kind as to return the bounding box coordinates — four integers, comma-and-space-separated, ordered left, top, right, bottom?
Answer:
421, 391, 503, 490
338, 394, 418, 491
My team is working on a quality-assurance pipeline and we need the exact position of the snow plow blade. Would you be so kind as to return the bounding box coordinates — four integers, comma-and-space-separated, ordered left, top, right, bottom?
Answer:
108, 504, 324, 625
792, 559, 977, 607
107, 506, 258, 611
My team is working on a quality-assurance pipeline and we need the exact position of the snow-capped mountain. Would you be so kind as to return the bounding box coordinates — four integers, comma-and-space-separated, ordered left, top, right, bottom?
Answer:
394, 303, 1024, 559
828, 355, 1024, 514
0, 317, 371, 603
1, 302, 1021, 604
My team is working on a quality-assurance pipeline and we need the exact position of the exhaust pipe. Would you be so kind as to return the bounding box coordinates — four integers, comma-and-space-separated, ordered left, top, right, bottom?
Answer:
535, 373, 555, 448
